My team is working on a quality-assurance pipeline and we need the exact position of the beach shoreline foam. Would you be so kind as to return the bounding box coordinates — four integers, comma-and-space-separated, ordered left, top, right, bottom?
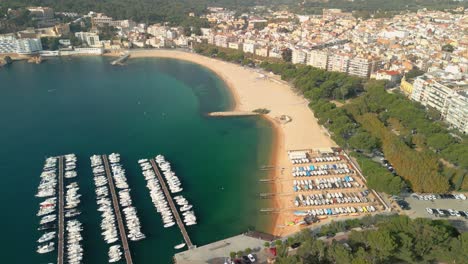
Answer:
127, 49, 337, 236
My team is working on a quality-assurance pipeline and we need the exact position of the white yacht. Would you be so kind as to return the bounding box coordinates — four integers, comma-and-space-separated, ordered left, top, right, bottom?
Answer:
37, 242, 55, 254
37, 231, 56, 243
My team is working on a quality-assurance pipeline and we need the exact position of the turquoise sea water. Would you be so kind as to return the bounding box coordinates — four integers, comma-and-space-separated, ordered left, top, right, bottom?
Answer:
0, 57, 273, 263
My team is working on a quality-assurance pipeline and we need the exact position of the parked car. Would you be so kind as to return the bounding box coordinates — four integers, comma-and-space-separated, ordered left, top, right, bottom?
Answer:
241, 256, 251, 263
247, 254, 256, 262
397, 200, 410, 210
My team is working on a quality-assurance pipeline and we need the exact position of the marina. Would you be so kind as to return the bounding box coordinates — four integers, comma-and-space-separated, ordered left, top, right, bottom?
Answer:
149, 158, 195, 249
102, 154, 134, 264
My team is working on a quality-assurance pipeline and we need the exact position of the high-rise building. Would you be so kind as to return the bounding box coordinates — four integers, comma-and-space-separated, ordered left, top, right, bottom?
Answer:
348, 57, 381, 78
292, 48, 307, 64
307, 50, 328, 69
75, 32, 101, 47
411, 70, 468, 133
445, 91, 468, 134
327, 53, 351, 73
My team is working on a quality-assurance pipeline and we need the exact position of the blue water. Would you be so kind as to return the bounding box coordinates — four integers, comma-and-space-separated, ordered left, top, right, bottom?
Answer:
0, 57, 273, 263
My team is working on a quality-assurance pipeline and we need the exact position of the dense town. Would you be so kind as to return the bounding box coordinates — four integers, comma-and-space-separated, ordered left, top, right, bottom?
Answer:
0, 5, 467, 133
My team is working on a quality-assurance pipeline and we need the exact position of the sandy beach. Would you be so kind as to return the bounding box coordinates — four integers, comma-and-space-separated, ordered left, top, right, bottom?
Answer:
128, 49, 337, 236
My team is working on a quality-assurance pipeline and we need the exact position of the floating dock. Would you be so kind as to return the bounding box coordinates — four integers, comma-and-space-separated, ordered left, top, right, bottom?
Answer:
149, 159, 195, 249
102, 155, 134, 264
57, 156, 64, 264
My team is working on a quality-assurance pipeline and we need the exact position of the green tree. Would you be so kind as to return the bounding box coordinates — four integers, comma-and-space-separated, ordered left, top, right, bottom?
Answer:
348, 131, 379, 152
442, 44, 454, 53
405, 67, 425, 80
281, 48, 292, 62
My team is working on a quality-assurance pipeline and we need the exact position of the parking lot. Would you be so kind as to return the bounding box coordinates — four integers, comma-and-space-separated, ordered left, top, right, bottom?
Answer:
397, 193, 468, 226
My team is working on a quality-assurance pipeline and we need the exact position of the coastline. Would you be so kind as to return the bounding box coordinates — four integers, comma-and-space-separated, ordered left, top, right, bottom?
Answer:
126, 49, 337, 236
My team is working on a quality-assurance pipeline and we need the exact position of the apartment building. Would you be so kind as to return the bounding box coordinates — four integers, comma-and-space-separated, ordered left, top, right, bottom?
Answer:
214, 35, 233, 48
91, 13, 136, 29
292, 48, 307, 64
243, 43, 256, 54
75, 32, 101, 47
411, 70, 468, 133
348, 57, 381, 78
327, 53, 351, 73
147, 25, 168, 37
307, 50, 328, 69
27, 7, 54, 19
255, 47, 269, 57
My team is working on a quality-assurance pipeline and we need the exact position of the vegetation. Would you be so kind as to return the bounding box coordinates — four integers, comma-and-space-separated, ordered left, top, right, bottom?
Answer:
442, 43, 455, 53
353, 153, 404, 195
295, 0, 468, 17
193, 43, 282, 66
253, 108, 270, 114
0, 8, 35, 34
273, 215, 467, 264
98, 25, 118, 40
404, 67, 425, 80
1, 0, 466, 33
40, 37, 60, 50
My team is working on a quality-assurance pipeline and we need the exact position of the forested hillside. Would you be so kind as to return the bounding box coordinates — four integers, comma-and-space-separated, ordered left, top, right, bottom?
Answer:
1, 0, 466, 25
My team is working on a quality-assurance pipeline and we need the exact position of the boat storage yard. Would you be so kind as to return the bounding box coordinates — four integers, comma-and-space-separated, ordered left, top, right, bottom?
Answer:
35, 153, 197, 263
275, 148, 387, 228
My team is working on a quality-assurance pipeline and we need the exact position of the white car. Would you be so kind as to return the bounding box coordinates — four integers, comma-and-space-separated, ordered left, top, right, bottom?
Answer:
247, 254, 256, 262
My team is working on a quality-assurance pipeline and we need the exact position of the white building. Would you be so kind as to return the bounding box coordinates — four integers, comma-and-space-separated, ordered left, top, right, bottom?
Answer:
411, 70, 468, 133
0, 35, 42, 54
307, 50, 328, 69
327, 53, 351, 73
60, 47, 104, 56
445, 91, 468, 134
75, 32, 101, 47
214, 35, 229, 48
292, 48, 307, 64
166, 30, 178, 40
243, 43, 256, 54
348, 57, 380, 78
147, 25, 168, 37
372, 70, 401, 84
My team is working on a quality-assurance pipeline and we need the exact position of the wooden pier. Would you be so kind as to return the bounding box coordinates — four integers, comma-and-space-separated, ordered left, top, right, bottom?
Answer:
208, 111, 259, 117
111, 53, 130, 65
149, 159, 195, 249
102, 155, 134, 264
57, 156, 64, 264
